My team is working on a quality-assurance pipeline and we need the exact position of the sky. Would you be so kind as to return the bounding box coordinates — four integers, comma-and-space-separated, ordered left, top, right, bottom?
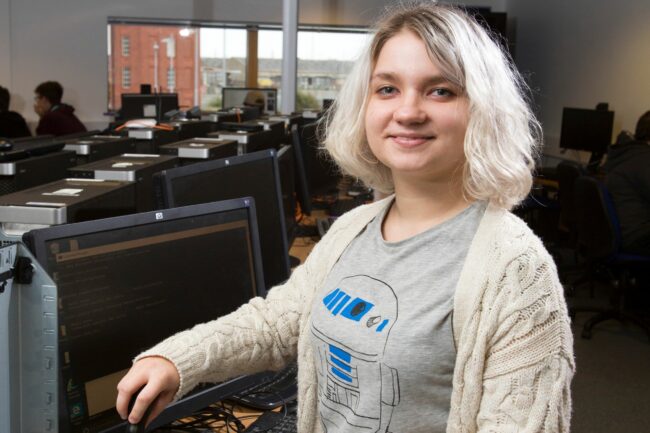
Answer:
199, 28, 370, 61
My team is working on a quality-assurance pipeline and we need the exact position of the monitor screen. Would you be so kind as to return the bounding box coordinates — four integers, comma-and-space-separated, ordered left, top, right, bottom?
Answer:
277, 145, 297, 246
221, 88, 277, 115
559, 107, 614, 154
23, 198, 265, 433
155, 149, 291, 290
119, 94, 179, 122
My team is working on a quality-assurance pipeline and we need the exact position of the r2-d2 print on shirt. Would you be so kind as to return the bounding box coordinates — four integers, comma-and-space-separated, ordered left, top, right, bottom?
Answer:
311, 275, 400, 432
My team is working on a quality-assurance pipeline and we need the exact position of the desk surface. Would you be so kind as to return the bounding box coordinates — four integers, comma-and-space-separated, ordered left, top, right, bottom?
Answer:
165, 403, 280, 432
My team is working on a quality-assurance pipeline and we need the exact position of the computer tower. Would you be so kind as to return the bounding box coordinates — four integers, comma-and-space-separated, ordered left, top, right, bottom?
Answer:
0, 178, 136, 229
268, 113, 304, 130
158, 138, 238, 165
242, 119, 286, 148
208, 129, 275, 155
123, 128, 180, 154
168, 119, 218, 140
200, 110, 239, 124
62, 135, 137, 165
68, 154, 178, 212
0, 151, 78, 196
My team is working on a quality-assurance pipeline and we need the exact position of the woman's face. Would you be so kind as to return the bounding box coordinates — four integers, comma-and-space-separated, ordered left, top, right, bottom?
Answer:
364, 30, 469, 186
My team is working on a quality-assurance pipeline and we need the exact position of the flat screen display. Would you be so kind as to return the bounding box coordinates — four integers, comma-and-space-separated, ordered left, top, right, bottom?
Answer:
24, 198, 265, 433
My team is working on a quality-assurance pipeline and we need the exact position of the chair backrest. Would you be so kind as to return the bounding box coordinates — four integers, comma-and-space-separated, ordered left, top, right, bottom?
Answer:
556, 160, 583, 230
573, 175, 619, 261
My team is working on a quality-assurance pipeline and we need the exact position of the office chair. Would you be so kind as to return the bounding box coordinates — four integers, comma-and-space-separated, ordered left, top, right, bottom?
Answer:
573, 175, 650, 340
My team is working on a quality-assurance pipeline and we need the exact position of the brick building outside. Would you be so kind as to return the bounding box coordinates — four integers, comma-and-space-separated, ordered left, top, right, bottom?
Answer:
109, 24, 198, 111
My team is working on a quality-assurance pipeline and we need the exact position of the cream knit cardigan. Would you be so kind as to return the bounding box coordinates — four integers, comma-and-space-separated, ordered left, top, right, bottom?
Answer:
138, 197, 575, 433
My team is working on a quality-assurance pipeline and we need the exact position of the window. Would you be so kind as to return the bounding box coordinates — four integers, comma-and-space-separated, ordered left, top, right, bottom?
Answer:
122, 66, 131, 89
121, 36, 130, 57
296, 31, 370, 110
199, 28, 247, 110
108, 22, 246, 111
108, 20, 369, 112
258, 28, 369, 111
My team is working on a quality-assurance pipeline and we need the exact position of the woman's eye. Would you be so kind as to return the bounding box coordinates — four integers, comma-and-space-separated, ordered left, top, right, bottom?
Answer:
377, 86, 397, 96
431, 88, 454, 97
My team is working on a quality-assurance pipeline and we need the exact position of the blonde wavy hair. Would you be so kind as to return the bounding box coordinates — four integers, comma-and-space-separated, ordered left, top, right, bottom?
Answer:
321, 1, 541, 210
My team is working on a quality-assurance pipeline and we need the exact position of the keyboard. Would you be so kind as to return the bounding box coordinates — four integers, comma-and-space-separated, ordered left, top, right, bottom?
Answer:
230, 362, 298, 410
243, 409, 297, 433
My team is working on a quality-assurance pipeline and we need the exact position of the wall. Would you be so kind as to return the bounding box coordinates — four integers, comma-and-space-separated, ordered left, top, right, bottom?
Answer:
507, 0, 650, 163
2, 0, 506, 130
0, 0, 12, 89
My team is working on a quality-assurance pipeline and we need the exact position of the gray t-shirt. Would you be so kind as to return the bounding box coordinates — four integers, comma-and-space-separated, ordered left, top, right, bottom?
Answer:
310, 200, 486, 433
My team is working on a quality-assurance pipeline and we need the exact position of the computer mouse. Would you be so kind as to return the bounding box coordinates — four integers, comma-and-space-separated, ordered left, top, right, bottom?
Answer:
125, 388, 154, 433
0, 141, 12, 151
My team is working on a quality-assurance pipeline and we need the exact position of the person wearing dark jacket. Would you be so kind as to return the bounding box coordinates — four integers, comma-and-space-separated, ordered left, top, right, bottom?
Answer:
0, 85, 31, 138
604, 111, 650, 255
34, 81, 86, 136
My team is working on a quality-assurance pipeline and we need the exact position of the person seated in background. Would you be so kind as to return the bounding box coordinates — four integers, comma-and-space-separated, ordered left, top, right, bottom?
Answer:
604, 110, 650, 255
0, 85, 31, 138
33, 81, 86, 136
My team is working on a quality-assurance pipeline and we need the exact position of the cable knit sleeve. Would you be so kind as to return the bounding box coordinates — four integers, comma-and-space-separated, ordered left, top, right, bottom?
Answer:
475, 237, 575, 432
135, 233, 330, 399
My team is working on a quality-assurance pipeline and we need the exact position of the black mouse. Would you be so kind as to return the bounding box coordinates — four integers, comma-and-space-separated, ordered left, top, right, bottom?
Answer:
126, 387, 155, 433
0, 141, 12, 151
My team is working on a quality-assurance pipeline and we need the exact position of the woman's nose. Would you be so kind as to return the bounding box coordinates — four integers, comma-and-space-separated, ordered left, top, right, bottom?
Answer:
393, 95, 426, 125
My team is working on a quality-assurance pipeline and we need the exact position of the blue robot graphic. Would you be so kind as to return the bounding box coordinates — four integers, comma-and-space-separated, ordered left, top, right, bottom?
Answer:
311, 275, 400, 432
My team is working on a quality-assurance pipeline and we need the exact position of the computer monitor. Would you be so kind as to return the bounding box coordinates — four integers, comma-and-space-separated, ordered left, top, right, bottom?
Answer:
559, 107, 614, 155
222, 88, 278, 115
119, 93, 179, 122
290, 124, 313, 216
298, 122, 340, 195
277, 145, 297, 246
154, 149, 291, 290
22, 197, 266, 433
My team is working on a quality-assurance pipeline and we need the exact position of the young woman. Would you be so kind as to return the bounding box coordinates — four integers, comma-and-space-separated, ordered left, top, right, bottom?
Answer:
117, 3, 574, 432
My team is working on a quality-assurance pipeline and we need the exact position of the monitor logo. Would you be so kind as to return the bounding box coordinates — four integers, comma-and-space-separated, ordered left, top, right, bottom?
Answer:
155, 212, 164, 220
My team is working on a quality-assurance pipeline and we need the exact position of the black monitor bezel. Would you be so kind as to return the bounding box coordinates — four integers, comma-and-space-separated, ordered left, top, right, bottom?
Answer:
154, 149, 291, 289
22, 197, 267, 433
290, 124, 313, 215
298, 122, 340, 195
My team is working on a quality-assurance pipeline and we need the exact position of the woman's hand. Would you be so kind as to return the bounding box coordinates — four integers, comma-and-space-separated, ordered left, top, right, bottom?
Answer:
115, 356, 181, 426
